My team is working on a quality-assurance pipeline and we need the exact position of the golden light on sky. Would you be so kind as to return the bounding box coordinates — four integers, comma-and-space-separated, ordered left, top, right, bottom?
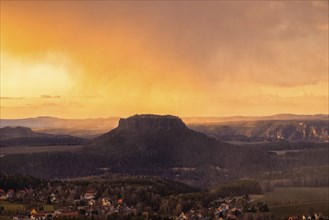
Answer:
1, 1, 328, 119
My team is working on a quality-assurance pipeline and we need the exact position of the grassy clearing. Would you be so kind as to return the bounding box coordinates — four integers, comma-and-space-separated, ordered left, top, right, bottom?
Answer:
0, 201, 26, 212
43, 205, 54, 212
259, 187, 329, 218
0, 201, 54, 219
270, 202, 329, 218
263, 187, 329, 206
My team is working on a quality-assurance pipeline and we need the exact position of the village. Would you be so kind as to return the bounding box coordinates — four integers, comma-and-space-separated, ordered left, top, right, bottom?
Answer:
0, 185, 272, 220
0, 186, 327, 220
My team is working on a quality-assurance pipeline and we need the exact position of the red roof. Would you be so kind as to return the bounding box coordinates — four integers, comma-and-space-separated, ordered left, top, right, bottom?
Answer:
32, 212, 53, 217
59, 211, 79, 217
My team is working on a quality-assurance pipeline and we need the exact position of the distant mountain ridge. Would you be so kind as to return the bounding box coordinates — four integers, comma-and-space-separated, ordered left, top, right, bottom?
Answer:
0, 126, 89, 147
183, 114, 328, 124
0, 114, 327, 142
190, 120, 329, 143
0, 116, 119, 138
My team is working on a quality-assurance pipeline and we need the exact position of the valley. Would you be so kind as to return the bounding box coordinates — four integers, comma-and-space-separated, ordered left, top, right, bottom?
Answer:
0, 114, 328, 219
0, 145, 84, 156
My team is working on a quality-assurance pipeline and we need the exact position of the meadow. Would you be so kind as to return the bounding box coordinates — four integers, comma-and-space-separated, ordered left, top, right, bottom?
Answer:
0, 200, 54, 218
260, 187, 329, 218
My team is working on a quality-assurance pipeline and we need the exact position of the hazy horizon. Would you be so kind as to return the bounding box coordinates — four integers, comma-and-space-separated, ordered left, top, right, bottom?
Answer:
1, 113, 328, 120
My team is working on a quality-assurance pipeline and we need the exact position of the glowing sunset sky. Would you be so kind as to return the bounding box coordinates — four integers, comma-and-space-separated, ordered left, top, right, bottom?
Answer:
1, 1, 328, 118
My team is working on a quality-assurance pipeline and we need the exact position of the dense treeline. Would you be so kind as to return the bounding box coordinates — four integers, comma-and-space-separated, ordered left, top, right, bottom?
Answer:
0, 173, 46, 191
0, 136, 89, 147
243, 141, 329, 151
0, 153, 103, 179
0, 173, 266, 217
260, 166, 329, 190
216, 179, 262, 197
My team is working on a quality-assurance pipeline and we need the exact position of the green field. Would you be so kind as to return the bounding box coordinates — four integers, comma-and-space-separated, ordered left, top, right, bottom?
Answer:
260, 187, 329, 218
0, 201, 54, 217
0, 200, 26, 218
0, 201, 26, 212
270, 202, 329, 218
43, 205, 55, 212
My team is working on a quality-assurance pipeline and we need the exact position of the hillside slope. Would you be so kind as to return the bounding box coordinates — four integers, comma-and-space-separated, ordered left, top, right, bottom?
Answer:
0, 126, 89, 146
189, 120, 329, 142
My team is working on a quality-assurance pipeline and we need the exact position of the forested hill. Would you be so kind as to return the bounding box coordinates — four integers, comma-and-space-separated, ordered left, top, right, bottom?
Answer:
0, 126, 89, 146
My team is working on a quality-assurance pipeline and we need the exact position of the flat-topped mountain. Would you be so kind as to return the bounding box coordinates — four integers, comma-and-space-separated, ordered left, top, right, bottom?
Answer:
117, 114, 187, 131
0, 126, 89, 147
91, 115, 271, 173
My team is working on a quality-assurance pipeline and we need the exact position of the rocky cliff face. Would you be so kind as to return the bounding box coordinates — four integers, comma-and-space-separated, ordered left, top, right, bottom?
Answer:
189, 120, 329, 143
266, 123, 329, 142
117, 114, 187, 131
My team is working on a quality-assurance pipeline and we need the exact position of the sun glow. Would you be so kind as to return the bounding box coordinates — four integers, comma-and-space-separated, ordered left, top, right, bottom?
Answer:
0, 1, 328, 118
1, 52, 73, 98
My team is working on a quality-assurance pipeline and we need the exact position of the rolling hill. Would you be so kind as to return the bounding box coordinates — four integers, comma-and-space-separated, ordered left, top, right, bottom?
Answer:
0, 126, 89, 146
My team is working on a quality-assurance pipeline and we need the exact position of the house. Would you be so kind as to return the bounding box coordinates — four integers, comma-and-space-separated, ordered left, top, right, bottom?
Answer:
49, 193, 57, 204
15, 190, 27, 200
88, 199, 96, 206
0, 189, 8, 200
32, 211, 53, 220
101, 198, 111, 206
58, 211, 79, 219
227, 213, 237, 220
84, 190, 96, 200
179, 212, 187, 220
30, 209, 38, 216
7, 189, 14, 199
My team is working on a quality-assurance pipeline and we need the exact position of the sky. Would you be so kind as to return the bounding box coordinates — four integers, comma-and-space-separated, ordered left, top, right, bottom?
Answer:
0, 1, 328, 119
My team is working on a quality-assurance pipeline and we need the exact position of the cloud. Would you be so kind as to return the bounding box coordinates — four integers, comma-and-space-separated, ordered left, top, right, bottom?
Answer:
40, 95, 61, 99
0, 96, 25, 100
1, 1, 327, 117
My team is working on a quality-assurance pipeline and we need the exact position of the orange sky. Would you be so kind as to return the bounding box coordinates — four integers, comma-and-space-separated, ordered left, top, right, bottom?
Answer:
0, 1, 328, 119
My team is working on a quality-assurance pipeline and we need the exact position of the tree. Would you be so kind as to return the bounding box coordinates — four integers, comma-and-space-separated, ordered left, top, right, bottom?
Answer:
175, 203, 183, 216
257, 202, 269, 212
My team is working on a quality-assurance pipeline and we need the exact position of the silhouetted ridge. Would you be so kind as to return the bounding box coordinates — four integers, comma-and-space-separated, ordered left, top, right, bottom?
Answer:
0, 126, 43, 140
0, 126, 89, 146
117, 114, 187, 131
